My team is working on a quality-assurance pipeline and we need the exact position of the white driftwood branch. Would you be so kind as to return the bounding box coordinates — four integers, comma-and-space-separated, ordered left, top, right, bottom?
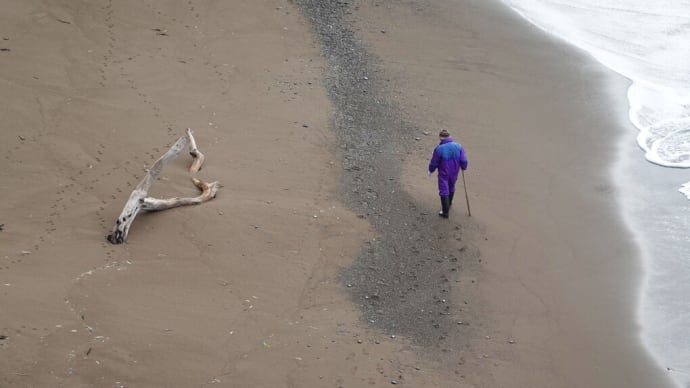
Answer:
107, 129, 219, 244
187, 127, 205, 173
106, 136, 188, 244
142, 178, 220, 211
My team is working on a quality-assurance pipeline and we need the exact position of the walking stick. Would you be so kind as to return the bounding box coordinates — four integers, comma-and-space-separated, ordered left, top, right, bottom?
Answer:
461, 170, 471, 217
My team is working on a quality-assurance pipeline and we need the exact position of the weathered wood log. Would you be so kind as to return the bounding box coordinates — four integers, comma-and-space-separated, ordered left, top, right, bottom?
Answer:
187, 127, 205, 173
142, 178, 220, 211
107, 129, 219, 244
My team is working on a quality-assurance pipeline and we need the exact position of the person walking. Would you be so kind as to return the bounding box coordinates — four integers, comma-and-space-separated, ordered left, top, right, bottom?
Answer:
428, 129, 468, 218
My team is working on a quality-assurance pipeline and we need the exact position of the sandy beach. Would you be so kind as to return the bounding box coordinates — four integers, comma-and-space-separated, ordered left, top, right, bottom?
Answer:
0, 0, 675, 387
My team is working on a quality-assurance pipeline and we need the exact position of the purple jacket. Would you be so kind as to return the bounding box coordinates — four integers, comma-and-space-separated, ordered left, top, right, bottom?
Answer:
428, 137, 468, 178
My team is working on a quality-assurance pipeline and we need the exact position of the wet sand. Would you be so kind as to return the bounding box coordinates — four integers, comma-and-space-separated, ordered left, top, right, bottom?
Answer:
0, 0, 675, 387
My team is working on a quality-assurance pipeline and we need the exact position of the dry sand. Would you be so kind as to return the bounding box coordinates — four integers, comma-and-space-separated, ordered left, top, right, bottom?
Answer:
0, 0, 675, 387
0, 1, 458, 387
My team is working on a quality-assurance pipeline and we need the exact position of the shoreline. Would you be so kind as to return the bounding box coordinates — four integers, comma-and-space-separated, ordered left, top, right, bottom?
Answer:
616, 122, 690, 386
499, 3, 690, 383
502, 2, 690, 383
344, 0, 676, 386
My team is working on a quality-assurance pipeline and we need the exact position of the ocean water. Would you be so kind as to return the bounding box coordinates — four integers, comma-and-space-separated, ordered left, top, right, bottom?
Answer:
497, 0, 690, 386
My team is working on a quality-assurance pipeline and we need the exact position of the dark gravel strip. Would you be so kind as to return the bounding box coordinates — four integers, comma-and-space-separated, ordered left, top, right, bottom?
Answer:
294, 0, 470, 348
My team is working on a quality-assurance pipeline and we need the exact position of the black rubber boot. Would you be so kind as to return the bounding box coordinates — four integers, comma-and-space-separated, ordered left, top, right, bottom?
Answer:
449, 191, 455, 208
438, 195, 450, 218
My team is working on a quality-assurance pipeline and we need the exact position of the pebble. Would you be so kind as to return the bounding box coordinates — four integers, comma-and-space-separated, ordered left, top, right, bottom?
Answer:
294, 0, 475, 357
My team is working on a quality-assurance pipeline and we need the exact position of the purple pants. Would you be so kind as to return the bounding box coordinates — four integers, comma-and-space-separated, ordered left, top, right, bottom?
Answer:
437, 175, 457, 196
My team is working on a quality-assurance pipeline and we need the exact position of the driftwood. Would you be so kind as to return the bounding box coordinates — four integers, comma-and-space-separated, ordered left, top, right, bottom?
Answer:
106, 128, 220, 244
